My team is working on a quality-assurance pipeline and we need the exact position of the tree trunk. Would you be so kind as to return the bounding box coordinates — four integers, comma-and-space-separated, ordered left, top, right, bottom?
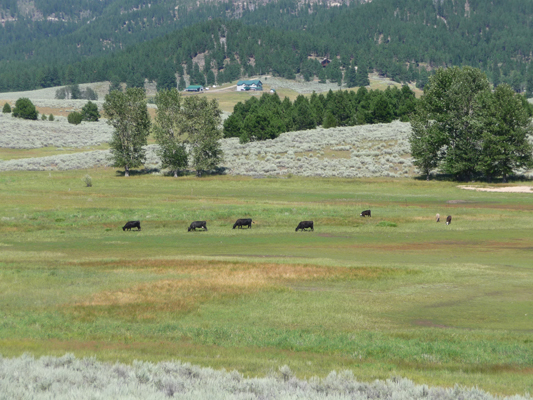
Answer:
125, 166, 129, 177
173, 170, 178, 178
426, 170, 430, 181
502, 174, 508, 183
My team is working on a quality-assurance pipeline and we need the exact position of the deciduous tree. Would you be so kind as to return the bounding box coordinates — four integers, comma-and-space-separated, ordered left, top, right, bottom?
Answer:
104, 88, 151, 177
411, 66, 490, 180
475, 84, 533, 182
181, 96, 223, 176
153, 89, 188, 177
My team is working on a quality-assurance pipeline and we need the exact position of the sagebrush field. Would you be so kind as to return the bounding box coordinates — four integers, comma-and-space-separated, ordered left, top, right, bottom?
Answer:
0, 171, 532, 397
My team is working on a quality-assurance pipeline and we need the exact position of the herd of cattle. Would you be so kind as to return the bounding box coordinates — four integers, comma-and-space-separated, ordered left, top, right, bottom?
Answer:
122, 210, 453, 232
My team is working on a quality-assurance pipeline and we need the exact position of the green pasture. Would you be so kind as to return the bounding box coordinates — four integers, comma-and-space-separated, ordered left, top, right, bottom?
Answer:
0, 170, 532, 396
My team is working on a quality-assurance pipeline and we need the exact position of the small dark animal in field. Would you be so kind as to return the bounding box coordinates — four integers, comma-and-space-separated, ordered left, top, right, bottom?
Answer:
233, 218, 254, 229
446, 215, 452, 225
188, 221, 208, 232
295, 221, 314, 232
360, 210, 371, 217
436, 213, 440, 222
123, 221, 141, 231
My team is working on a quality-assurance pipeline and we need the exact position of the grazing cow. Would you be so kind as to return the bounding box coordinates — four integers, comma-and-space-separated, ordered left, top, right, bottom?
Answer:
233, 218, 254, 229
446, 215, 452, 225
360, 210, 371, 217
436, 213, 440, 223
188, 221, 208, 232
123, 221, 141, 231
295, 221, 314, 232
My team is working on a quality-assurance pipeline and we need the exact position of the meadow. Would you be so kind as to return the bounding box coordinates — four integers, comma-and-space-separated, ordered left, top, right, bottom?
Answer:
0, 170, 532, 397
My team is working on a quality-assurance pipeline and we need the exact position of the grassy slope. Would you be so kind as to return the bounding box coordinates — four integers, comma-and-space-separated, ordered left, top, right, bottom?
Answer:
0, 170, 532, 396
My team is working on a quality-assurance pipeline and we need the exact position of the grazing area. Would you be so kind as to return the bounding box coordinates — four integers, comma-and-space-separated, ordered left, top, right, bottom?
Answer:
0, 171, 532, 397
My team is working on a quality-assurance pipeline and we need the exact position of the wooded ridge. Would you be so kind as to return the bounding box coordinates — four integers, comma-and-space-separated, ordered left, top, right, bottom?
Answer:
1, 0, 533, 93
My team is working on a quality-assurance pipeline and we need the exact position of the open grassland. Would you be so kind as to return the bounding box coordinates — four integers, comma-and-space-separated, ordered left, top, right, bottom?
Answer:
0, 171, 532, 397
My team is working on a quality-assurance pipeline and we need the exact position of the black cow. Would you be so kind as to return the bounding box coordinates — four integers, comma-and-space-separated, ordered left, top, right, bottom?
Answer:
295, 221, 314, 232
188, 221, 208, 232
360, 210, 371, 217
233, 218, 254, 229
123, 221, 141, 231
446, 215, 452, 225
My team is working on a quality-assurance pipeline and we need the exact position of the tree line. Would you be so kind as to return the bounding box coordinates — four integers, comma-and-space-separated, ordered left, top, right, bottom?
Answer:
224, 86, 417, 143
410, 66, 533, 182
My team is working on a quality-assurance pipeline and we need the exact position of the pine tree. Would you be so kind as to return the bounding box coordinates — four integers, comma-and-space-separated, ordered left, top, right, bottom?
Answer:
355, 64, 370, 86
178, 76, 186, 91
323, 110, 337, 128
492, 61, 501, 88
345, 66, 357, 88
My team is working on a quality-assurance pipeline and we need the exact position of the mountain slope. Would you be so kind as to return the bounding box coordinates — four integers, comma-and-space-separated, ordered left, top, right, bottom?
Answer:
1, 0, 532, 93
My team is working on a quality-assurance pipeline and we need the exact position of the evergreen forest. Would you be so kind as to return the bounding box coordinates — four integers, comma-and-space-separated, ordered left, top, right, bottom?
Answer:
1, 0, 533, 93
224, 86, 417, 142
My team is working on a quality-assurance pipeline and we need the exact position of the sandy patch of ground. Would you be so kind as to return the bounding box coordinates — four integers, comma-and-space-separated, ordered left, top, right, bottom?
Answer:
459, 185, 533, 193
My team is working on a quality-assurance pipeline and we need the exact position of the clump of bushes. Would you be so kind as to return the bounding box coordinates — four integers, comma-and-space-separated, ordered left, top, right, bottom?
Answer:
48, 114, 55, 121
12, 98, 38, 120
55, 84, 98, 100
2, 102, 11, 113
67, 112, 83, 125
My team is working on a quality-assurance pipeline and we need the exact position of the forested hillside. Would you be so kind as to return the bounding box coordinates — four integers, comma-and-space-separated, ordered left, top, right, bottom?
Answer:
1, 0, 533, 93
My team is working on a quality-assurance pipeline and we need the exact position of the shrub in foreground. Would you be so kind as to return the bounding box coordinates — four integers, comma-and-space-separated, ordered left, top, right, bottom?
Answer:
0, 354, 527, 400
2, 102, 11, 113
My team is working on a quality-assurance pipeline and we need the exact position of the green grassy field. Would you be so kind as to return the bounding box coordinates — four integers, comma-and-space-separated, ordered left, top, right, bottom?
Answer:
0, 170, 531, 396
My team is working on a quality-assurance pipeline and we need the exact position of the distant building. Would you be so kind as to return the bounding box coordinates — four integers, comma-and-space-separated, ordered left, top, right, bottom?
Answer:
321, 58, 331, 67
270, 88, 276, 93
236, 80, 263, 91
185, 85, 204, 92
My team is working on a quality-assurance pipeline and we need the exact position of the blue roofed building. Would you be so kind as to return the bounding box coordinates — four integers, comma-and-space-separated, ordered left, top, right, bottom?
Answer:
236, 80, 263, 91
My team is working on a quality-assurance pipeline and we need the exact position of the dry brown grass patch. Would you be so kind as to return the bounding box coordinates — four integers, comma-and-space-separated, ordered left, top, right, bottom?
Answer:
70, 259, 394, 320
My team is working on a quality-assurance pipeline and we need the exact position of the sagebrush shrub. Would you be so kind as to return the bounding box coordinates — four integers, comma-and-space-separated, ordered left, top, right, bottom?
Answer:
82, 174, 92, 187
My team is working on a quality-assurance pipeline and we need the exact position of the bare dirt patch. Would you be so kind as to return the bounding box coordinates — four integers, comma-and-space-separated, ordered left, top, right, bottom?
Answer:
459, 185, 533, 193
